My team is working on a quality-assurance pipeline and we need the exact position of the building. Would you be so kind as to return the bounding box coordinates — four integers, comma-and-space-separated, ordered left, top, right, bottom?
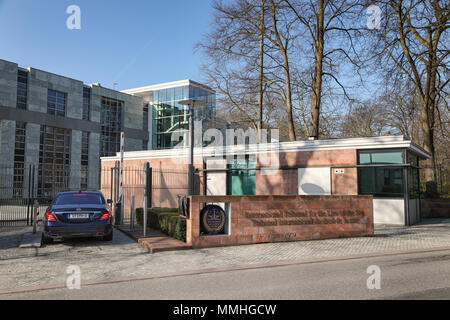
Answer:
101, 135, 429, 226
122, 80, 216, 150
0, 59, 216, 198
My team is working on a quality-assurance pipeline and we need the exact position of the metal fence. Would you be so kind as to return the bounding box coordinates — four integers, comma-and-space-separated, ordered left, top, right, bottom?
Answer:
0, 163, 92, 226
101, 166, 146, 224
100, 165, 190, 225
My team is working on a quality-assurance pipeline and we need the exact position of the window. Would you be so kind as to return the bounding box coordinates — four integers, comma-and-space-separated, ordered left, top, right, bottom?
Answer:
151, 85, 215, 150
407, 152, 420, 199
83, 87, 91, 121
38, 126, 71, 197
54, 193, 105, 205
16, 70, 28, 109
358, 151, 404, 197
100, 97, 123, 157
13, 122, 26, 197
359, 151, 403, 165
142, 103, 149, 150
47, 90, 66, 116
143, 103, 149, 132
80, 132, 89, 190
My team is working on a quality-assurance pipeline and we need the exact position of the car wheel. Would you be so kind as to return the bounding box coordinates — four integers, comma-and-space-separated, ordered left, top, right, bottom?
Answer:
42, 235, 53, 244
103, 231, 113, 241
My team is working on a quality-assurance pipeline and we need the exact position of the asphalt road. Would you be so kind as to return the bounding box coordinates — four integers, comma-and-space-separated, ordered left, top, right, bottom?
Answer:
2, 249, 449, 300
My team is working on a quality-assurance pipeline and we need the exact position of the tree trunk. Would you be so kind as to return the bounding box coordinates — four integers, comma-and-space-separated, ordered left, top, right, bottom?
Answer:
283, 56, 296, 141
420, 56, 437, 183
310, 0, 324, 139
257, 0, 265, 143
270, 0, 296, 141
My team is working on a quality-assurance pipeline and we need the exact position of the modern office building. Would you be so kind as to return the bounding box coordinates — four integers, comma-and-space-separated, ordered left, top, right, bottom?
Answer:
0, 59, 216, 197
122, 80, 216, 150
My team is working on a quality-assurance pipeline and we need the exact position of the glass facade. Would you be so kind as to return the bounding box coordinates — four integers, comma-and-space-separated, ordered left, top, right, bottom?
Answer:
13, 122, 26, 197
16, 70, 28, 110
47, 90, 66, 117
82, 87, 91, 121
80, 131, 89, 190
38, 126, 71, 197
358, 150, 404, 197
142, 103, 149, 149
407, 152, 420, 199
100, 97, 123, 157
152, 85, 215, 149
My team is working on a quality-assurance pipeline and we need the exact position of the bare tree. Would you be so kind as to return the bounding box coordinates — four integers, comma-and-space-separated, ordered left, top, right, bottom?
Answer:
197, 0, 270, 137
367, 0, 449, 182
284, 0, 363, 138
257, 0, 266, 141
266, 0, 297, 140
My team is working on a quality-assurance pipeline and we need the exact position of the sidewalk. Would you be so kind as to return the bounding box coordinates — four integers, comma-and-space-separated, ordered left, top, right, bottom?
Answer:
1, 219, 449, 294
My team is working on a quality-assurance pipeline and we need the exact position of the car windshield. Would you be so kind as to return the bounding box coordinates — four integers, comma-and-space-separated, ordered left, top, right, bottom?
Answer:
54, 193, 105, 205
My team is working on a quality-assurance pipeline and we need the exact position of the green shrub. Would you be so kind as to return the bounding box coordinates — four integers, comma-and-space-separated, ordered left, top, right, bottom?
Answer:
135, 207, 186, 242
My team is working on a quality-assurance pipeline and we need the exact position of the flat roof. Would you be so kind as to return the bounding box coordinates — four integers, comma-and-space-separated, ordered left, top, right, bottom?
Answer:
1, 58, 137, 97
122, 79, 215, 97
101, 135, 430, 162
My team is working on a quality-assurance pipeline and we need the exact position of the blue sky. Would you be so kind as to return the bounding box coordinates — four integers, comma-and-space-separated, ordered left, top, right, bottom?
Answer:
0, 0, 214, 90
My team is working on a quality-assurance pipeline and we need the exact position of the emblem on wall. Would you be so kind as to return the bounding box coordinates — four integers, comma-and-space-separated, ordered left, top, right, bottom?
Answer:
200, 205, 226, 235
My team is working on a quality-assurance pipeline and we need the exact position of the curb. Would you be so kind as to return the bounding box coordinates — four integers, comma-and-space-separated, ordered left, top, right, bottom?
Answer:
1, 245, 450, 296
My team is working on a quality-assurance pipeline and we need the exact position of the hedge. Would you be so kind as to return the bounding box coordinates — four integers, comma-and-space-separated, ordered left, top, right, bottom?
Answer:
135, 207, 186, 242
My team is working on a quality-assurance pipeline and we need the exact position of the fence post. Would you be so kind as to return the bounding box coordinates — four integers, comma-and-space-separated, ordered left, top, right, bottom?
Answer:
27, 164, 32, 226
143, 162, 151, 237
130, 195, 135, 230
119, 132, 125, 225
148, 166, 152, 209
32, 199, 39, 234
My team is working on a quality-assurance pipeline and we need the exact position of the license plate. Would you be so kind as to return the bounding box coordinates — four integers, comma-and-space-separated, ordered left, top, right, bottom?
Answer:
68, 213, 90, 219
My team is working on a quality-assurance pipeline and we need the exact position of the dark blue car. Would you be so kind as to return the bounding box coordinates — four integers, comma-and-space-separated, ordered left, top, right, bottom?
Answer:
43, 191, 113, 244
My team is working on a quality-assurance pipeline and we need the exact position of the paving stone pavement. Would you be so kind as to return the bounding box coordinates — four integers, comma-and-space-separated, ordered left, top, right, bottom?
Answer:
0, 219, 450, 292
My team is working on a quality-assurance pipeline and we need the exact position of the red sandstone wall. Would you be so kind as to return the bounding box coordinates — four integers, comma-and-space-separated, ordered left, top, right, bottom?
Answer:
255, 169, 298, 195
274, 149, 356, 167
187, 195, 373, 248
332, 167, 358, 195
256, 149, 358, 195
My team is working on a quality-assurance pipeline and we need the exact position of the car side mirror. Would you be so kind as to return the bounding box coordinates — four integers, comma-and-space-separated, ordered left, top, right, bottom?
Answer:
107, 199, 113, 204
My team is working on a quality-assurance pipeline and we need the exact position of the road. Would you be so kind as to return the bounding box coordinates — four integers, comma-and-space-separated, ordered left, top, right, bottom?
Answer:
2, 249, 449, 300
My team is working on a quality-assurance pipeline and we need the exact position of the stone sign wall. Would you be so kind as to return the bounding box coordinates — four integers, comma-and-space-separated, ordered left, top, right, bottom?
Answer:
186, 195, 373, 248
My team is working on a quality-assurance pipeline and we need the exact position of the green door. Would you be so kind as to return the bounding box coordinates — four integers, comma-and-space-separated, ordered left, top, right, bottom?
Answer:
228, 158, 256, 195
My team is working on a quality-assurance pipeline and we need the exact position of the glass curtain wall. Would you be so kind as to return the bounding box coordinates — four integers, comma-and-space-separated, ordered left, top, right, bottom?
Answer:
407, 152, 420, 199
16, 70, 28, 110
82, 87, 91, 121
152, 85, 215, 150
38, 126, 71, 197
358, 150, 405, 197
13, 122, 26, 197
80, 132, 89, 190
100, 97, 123, 157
